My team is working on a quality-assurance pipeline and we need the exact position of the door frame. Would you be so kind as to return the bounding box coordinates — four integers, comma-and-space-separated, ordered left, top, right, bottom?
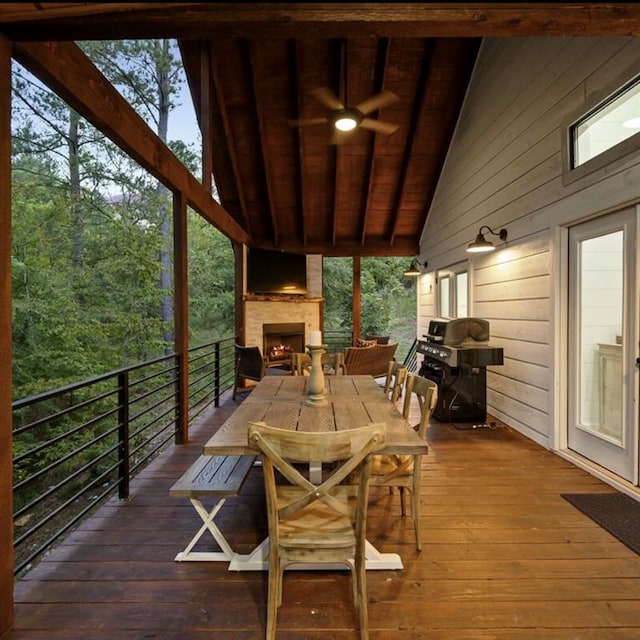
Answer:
554, 205, 640, 491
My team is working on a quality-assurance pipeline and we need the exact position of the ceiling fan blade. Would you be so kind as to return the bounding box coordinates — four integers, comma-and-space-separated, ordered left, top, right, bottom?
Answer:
308, 86, 344, 111
287, 117, 328, 128
360, 118, 399, 136
354, 90, 399, 115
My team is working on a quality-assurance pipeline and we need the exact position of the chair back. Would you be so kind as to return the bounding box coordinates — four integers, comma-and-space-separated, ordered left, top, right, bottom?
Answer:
235, 344, 266, 381
248, 421, 386, 534
383, 361, 408, 403
365, 335, 390, 345
343, 342, 399, 377
402, 374, 438, 438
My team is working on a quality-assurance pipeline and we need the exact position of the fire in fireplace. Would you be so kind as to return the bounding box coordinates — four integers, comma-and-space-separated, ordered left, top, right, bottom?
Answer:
263, 323, 305, 363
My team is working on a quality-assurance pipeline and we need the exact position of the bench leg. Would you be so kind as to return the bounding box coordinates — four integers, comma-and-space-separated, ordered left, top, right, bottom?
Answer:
174, 498, 236, 562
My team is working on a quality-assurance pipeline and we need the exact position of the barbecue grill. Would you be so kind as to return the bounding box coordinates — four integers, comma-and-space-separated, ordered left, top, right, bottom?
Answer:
417, 317, 504, 425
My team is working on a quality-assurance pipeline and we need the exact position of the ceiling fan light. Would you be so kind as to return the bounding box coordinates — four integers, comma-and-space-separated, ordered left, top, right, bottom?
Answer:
334, 116, 358, 131
331, 108, 362, 132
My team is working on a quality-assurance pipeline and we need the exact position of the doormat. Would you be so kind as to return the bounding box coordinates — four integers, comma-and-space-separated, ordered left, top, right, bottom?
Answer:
561, 492, 640, 555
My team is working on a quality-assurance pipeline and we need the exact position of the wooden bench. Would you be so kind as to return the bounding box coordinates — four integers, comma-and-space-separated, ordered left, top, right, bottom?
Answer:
169, 453, 255, 562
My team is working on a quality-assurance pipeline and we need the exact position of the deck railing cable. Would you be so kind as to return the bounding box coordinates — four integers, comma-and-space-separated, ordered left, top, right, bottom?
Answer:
11, 336, 236, 576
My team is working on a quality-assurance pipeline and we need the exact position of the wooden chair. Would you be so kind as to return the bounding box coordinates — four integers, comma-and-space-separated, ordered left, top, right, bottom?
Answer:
232, 344, 268, 400
370, 373, 437, 551
292, 351, 345, 376
248, 421, 386, 640
382, 360, 408, 403
290, 351, 312, 376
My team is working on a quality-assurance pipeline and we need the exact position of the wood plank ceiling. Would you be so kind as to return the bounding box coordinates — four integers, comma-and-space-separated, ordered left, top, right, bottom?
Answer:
3, 3, 640, 257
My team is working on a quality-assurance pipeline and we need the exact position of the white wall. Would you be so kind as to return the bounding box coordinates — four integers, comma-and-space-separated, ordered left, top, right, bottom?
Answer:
418, 36, 640, 448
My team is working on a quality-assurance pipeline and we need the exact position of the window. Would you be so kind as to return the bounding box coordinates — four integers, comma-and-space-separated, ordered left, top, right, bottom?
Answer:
570, 76, 640, 168
438, 275, 450, 317
438, 268, 468, 318
455, 272, 468, 317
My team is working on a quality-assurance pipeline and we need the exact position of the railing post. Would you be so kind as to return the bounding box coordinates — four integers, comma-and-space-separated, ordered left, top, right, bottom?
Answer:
117, 371, 130, 500
214, 341, 221, 407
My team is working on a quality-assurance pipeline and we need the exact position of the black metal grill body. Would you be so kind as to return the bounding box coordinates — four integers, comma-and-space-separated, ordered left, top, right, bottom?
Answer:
417, 318, 503, 424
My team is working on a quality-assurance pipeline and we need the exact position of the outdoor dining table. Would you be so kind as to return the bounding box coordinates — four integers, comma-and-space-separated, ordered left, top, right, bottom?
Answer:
203, 373, 429, 571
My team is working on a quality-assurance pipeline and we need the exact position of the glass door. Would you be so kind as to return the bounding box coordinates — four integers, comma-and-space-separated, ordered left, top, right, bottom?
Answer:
567, 208, 639, 483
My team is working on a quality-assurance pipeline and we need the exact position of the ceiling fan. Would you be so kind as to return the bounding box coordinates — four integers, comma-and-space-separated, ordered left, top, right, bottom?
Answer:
288, 86, 399, 144
288, 40, 399, 144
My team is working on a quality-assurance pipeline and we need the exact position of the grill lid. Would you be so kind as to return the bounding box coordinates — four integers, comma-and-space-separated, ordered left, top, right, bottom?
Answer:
425, 317, 490, 346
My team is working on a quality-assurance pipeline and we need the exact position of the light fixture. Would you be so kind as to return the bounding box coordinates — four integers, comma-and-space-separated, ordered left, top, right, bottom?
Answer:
467, 226, 508, 253
623, 116, 640, 129
332, 108, 363, 132
404, 258, 427, 277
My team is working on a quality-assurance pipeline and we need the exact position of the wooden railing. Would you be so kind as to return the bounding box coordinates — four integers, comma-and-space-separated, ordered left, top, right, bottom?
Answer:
11, 336, 236, 576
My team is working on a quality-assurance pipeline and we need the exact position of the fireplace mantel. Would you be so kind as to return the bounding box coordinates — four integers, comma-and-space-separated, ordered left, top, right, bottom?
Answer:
243, 294, 324, 304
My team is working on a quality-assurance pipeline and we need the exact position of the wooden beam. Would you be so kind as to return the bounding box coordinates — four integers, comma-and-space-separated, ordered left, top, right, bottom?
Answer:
293, 40, 308, 248
208, 41, 253, 235
198, 41, 213, 194
0, 31, 14, 635
11, 40, 250, 246
252, 237, 419, 257
390, 39, 433, 245
4, 4, 640, 39
359, 37, 390, 247
248, 40, 279, 246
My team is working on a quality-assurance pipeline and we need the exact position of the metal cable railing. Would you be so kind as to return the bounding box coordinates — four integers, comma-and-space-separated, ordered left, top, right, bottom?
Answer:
11, 336, 236, 576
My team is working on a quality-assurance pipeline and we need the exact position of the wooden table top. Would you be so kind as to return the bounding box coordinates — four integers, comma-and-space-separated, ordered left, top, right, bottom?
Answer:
204, 374, 429, 457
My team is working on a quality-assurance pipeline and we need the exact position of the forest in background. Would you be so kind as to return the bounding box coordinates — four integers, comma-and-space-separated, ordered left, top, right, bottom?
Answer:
11, 39, 417, 402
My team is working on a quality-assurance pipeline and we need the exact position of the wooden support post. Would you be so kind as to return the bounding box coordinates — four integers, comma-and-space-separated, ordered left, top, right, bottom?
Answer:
0, 32, 14, 634
173, 191, 189, 444
352, 256, 361, 345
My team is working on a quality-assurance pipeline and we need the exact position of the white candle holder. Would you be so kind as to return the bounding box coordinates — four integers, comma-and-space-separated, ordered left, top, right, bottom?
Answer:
305, 344, 328, 407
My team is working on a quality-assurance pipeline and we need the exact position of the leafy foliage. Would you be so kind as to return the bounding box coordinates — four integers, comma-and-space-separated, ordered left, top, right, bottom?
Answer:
11, 41, 234, 399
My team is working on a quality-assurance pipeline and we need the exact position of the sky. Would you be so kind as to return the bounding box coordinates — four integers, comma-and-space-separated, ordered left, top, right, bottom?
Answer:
168, 74, 201, 150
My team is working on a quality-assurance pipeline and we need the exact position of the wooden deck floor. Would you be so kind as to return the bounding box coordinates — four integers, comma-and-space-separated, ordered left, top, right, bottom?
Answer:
9, 392, 640, 639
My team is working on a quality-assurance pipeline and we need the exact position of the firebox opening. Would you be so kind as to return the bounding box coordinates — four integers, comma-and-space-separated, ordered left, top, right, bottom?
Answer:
263, 323, 306, 364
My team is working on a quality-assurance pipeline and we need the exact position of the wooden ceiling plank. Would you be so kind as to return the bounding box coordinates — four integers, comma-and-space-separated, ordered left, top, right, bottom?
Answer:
12, 39, 249, 245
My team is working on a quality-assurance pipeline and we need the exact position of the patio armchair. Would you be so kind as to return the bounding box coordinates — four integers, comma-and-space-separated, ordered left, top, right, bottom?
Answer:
232, 344, 268, 400
343, 342, 399, 378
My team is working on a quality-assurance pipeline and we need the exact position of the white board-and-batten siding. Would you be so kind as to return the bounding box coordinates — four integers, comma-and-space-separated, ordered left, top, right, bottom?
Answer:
417, 36, 640, 448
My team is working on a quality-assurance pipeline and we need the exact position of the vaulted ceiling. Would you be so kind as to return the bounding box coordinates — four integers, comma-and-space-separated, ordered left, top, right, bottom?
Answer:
3, 3, 640, 257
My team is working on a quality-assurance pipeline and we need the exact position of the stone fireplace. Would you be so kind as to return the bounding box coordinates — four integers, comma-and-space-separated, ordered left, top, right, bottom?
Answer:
241, 253, 324, 354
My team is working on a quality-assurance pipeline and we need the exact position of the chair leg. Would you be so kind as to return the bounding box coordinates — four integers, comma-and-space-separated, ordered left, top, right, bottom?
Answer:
399, 486, 406, 516
354, 556, 369, 640
266, 552, 281, 640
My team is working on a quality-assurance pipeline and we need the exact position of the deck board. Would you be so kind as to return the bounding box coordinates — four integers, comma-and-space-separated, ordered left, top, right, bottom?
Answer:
9, 392, 640, 639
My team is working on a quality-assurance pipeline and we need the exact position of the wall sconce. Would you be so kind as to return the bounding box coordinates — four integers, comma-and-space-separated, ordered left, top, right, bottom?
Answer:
467, 226, 508, 253
404, 258, 427, 277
